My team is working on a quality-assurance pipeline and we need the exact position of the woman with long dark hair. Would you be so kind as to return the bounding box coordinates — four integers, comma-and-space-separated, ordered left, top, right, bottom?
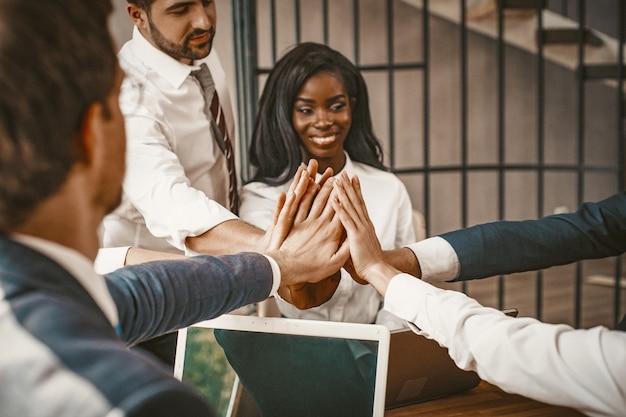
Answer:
241, 42, 416, 328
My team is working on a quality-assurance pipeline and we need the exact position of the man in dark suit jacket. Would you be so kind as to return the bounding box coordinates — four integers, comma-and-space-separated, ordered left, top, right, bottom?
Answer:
0, 1, 348, 416
382, 191, 626, 329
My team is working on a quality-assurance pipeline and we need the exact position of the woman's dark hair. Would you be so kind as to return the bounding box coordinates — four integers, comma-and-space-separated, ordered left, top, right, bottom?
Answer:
247, 42, 385, 185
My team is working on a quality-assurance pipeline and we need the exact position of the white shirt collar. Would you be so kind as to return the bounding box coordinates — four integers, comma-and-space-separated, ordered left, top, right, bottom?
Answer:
129, 26, 209, 89
11, 234, 119, 328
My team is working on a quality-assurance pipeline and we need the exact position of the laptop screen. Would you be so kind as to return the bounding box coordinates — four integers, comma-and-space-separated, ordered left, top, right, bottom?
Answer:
174, 315, 390, 417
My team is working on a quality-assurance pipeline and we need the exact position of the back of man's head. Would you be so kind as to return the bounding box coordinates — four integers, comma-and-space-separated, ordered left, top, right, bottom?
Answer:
0, 0, 117, 232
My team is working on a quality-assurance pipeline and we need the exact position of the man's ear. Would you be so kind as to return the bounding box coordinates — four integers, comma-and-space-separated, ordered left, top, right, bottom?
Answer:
77, 102, 104, 166
127, 4, 148, 30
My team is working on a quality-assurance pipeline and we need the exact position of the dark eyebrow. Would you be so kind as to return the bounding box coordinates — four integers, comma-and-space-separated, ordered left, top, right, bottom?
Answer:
165, 1, 194, 12
326, 94, 347, 102
294, 94, 347, 104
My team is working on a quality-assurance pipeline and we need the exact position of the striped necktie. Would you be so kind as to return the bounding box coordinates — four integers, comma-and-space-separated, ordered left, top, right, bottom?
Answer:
192, 63, 239, 214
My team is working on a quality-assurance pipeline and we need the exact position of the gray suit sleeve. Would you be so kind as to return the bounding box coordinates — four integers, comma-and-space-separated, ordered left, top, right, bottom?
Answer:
441, 192, 626, 281
105, 253, 273, 345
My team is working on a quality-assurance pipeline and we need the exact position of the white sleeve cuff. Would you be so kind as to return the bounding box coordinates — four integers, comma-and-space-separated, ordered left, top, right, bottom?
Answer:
383, 274, 430, 336
404, 236, 460, 282
262, 255, 281, 297
94, 246, 131, 274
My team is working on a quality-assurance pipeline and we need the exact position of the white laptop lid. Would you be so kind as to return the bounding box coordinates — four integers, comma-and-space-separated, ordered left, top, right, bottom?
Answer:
175, 314, 391, 417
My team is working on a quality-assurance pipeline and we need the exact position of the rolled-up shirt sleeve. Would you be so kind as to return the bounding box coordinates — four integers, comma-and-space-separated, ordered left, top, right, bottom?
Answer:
122, 114, 237, 250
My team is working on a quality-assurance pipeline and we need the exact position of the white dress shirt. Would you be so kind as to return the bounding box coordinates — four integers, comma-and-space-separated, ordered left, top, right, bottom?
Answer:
240, 154, 416, 329
383, 273, 626, 416
101, 26, 237, 255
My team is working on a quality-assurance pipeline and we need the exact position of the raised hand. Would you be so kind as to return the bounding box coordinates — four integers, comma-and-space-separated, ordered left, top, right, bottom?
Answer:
264, 159, 343, 309
284, 159, 334, 224
264, 165, 349, 293
332, 172, 401, 296
264, 159, 332, 247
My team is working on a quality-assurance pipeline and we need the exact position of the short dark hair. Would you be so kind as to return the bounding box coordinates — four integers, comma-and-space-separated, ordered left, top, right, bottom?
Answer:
127, 0, 156, 11
248, 42, 385, 186
0, 0, 116, 231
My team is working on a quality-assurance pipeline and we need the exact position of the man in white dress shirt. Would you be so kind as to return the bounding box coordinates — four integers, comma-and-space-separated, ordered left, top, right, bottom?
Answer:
101, 0, 266, 260
98, 0, 272, 366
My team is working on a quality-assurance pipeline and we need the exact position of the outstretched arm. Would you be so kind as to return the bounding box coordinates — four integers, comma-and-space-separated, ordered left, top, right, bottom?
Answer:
107, 253, 275, 345
332, 172, 626, 416
375, 192, 626, 283
440, 191, 626, 280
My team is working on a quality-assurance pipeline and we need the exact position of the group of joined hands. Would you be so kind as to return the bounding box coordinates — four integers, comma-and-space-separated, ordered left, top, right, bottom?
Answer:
265, 159, 400, 310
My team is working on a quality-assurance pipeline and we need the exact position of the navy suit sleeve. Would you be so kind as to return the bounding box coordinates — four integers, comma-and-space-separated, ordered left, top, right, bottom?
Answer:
105, 253, 273, 345
441, 192, 626, 281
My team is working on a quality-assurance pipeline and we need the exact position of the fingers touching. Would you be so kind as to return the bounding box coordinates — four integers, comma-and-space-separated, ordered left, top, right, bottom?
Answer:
268, 170, 309, 250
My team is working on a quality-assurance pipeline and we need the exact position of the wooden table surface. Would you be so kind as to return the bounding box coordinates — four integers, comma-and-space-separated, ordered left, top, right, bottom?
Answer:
385, 381, 585, 416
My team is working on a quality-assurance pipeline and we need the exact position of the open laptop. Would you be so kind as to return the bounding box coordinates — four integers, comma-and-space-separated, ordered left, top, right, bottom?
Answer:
385, 328, 480, 408
175, 310, 517, 415
384, 306, 519, 408
174, 314, 391, 417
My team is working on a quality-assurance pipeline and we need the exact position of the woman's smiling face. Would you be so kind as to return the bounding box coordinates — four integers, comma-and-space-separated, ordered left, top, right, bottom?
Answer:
292, 71, 353, 173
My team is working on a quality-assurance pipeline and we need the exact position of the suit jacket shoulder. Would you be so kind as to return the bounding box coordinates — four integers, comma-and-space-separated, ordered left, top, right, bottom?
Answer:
0, 237, 216, 417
